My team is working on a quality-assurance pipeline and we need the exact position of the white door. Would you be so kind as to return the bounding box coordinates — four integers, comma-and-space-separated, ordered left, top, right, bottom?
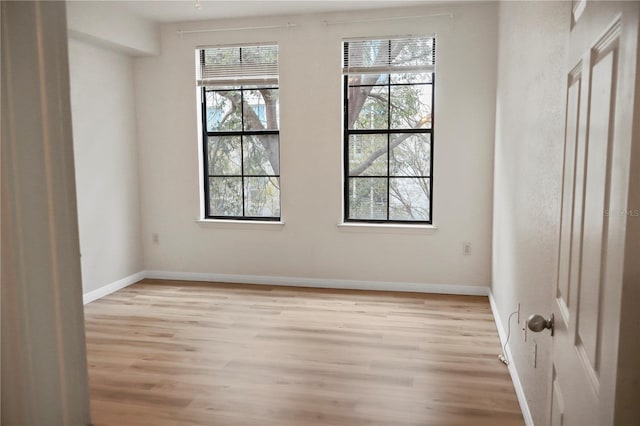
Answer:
550, 1, 639, 425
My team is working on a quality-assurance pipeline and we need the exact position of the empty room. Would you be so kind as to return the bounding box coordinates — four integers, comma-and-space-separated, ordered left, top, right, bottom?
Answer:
2, 1, 639, 425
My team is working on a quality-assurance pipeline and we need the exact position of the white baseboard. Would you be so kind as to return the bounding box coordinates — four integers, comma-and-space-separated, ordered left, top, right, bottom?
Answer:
144, 270, 490, 296
83, 271, 146, 304
83, 270, 489, 305
489, 291, 534, 426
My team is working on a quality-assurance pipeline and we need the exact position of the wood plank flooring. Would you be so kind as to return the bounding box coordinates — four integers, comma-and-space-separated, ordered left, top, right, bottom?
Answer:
84, 279, 523, 426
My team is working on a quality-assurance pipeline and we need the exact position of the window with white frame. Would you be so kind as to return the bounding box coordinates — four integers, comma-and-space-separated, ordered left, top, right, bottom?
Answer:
343, 37, 435, 223
197, 44, 280, 220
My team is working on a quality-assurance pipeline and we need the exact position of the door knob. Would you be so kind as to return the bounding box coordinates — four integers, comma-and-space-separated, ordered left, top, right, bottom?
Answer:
527, 313, 554, 336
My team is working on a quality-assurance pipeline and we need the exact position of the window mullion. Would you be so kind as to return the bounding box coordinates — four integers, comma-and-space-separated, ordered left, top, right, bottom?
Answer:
430, 70, 436, 223
240, 89, 246, 217
386, 39, 392, 221
239, 47, 245, 217
202, 86, 211, 217
344, 73, 350, 221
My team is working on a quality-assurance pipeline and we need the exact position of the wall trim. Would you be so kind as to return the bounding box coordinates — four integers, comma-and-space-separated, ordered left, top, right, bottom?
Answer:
143, 270, 490, 296
83, 271, 146, 304
489, 291, 534, 426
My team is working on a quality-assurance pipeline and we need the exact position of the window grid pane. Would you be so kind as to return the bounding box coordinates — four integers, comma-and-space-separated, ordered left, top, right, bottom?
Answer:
348, 178, 388, 220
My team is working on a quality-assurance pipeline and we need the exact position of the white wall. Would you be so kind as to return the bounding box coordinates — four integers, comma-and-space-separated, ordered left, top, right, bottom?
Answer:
68, 38, 144, 294
66, 0, 160, 56
492, 1, 570, 423
135, 3, 498, 289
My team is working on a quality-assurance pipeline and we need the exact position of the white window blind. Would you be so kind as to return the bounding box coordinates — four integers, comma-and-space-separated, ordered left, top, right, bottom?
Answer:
342, 37, 435, 75
196, 44, 279, 86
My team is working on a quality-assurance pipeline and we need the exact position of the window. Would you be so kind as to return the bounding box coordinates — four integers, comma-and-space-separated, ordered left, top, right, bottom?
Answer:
343, 37, 435, 224
197, 44, 280, 220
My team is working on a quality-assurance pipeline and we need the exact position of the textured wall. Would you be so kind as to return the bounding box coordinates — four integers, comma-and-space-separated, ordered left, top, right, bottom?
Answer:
492, 1, 570, 423
66, 1, 159, 56
68, 38, 144, 294
134, 3, 499, 289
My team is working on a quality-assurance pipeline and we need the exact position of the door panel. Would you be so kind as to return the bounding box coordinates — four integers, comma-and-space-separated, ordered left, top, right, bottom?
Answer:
577, 42, 617, 378
550, 368, 565, 426
551, 2, 639, 424
556, 68, 581, 322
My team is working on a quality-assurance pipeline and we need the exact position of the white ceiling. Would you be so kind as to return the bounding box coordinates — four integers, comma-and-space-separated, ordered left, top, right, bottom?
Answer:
112, 1, 436, 23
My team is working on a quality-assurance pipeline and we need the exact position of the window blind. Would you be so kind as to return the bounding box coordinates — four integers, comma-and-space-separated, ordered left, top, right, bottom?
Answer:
342, 37, 435, 75
196, 44, 279, 86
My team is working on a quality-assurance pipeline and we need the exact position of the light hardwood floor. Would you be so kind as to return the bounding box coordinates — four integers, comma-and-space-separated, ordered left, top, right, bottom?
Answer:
84, 279, 523, 426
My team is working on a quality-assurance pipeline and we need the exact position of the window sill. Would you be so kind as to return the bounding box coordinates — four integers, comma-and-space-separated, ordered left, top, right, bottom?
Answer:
337, 222, 438, 234
196, 219, 285, 230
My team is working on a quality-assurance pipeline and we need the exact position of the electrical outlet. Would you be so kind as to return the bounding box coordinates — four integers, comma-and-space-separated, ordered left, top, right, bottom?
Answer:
152, 233, 159, 244
463, 242, 472, 256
